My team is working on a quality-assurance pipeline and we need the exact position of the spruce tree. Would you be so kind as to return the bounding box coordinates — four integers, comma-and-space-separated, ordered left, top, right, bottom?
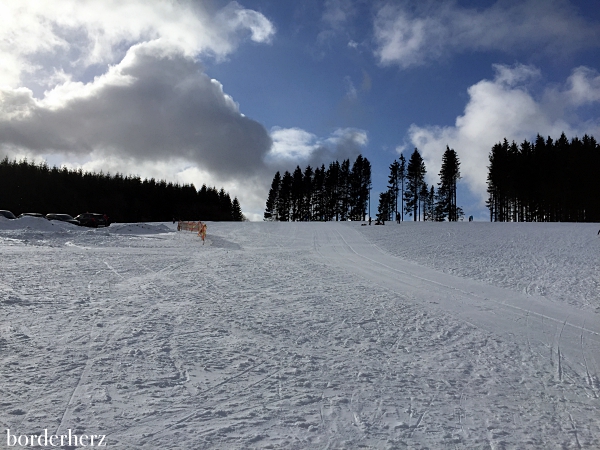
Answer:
349, 156, 363, 220
435, 146, 462, 221
291, 166, 304, 221
376, 191, 392, 222
232, 198, 244, 221
404, 148, 427, 221
312, 165, 326, 221
420, 184, 429, 221
277, 171, 293, 221
264, 171, 281, 221
325, 161, 340, 221
357, 155, 371, 221
428, 185, 438, 221
399, 154, 406, 221
302, 165, 313, 221
348, 155, 371, 221
218, 189, 233, 220
338, 159, 351, 221
387, 159, 400, 220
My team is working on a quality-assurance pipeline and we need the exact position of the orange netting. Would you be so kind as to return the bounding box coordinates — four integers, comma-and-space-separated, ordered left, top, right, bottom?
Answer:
177, 221, 202, 232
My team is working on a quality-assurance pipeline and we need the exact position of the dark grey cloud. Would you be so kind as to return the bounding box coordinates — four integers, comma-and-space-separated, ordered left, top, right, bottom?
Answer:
0, 44, 272, 178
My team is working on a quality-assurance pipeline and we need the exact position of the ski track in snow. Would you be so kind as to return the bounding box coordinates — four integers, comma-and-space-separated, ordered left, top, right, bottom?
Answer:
0, 217, 599, 449
358, 221, 600, 313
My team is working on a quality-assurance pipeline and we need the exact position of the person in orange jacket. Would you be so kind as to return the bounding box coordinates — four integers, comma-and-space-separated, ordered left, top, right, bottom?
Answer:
199, 222, 207, 244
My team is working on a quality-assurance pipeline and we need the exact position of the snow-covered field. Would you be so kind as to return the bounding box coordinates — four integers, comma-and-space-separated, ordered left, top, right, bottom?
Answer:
1, 217, 599, 449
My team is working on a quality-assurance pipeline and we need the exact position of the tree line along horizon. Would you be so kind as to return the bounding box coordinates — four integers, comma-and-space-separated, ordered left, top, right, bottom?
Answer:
0, 156, 244, 222
264, 132, 600, 223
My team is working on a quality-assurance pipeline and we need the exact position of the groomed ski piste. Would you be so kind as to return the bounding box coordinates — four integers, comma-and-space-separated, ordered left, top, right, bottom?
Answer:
1, 216, 599, 449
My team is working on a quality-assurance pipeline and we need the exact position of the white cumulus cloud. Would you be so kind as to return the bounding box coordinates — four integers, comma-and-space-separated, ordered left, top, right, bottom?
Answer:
404, 64, 600, 205
0, 0, 275, 88
268, 126, 368, 168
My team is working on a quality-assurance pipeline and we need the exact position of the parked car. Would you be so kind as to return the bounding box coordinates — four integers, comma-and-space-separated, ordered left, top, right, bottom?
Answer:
74, 213, 111, 228
0, 210, 17, 219
18, 212, 46, 218
46, 213, 79, 225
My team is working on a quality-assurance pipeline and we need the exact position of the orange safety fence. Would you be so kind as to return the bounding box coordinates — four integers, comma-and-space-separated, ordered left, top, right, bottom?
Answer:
177, 220, 202, 232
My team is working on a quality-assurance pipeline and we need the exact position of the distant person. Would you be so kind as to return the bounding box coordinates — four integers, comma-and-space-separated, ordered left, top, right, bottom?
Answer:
396, 212, 400, 224
199, 222, 207, 244
368, 216, 372, 226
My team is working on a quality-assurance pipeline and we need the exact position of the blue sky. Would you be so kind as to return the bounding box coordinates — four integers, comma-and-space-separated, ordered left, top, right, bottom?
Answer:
1, 0, 599, 220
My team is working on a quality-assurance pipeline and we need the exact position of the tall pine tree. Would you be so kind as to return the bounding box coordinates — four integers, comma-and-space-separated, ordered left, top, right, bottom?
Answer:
376, 191, 392, 222
435, 146, 463, 221
399, 154, 406, 221
302, 165, 313, 221
404, 148, 427, 221
232, 198, 244, 221
264, 171, 281, 221
387, 159, 400, 221
277, 171, 293, 221
291, 166, 304, 221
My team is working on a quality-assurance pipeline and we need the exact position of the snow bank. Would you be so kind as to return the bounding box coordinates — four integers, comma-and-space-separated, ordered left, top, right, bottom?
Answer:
0, 215, 77, 231
0, 217, 175, 234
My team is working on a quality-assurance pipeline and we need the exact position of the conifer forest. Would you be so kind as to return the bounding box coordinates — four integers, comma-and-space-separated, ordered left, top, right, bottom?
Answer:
0, 157, 244, 222
486, 133, 600, 222
265, 133, 599, 223
264, 155, 372, 221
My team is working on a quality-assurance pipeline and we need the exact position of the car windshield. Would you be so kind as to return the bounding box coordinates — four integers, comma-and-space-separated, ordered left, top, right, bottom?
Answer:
0, 211, 17, 219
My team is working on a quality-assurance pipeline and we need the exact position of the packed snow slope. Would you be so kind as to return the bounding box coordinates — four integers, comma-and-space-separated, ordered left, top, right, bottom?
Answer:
1, 217, 599, 449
